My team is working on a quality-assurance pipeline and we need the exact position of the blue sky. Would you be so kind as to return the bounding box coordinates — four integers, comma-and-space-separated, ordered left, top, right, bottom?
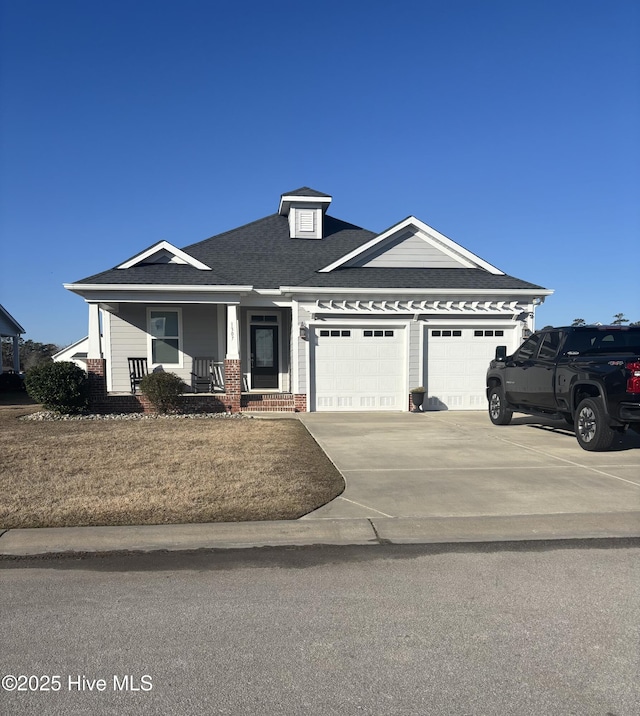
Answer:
1, 0, 638, 346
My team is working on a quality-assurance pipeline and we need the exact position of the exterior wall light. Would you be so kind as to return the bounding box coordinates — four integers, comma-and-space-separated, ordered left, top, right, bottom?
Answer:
299, 322, 308, 340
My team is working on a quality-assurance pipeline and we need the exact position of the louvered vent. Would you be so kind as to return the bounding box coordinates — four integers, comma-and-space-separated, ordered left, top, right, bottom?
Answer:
297, 210, 315, 233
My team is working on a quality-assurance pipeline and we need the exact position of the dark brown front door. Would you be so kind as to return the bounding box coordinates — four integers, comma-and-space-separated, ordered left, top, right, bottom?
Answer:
250, 325, 279, 389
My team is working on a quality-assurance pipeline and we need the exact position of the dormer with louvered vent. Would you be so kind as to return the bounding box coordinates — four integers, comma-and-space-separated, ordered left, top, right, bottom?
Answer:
278, 187, 332, 239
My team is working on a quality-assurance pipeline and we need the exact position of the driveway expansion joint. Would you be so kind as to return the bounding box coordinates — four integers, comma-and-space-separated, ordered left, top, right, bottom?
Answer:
368, 519, 392, 545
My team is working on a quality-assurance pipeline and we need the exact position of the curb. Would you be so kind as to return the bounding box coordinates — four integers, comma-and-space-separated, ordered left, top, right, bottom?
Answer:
1, 512, 639, 558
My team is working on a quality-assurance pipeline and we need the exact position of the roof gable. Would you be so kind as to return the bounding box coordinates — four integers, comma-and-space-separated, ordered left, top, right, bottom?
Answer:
0, 304, 25, 335
319, 217, 504, 275
117, 240, 212, 270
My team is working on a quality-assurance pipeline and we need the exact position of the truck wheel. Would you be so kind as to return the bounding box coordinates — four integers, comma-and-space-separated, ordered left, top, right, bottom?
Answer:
488, 386, 512, 425
575, 398, 616, 451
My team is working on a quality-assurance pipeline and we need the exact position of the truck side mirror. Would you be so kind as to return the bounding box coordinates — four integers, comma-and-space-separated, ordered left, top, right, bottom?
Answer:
495, 345, 507, 361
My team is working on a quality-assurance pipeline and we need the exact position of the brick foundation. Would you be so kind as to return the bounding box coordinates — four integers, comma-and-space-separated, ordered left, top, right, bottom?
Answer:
86, 357, 309, 414
223, 359, 242, 413
86, 358, 107, 403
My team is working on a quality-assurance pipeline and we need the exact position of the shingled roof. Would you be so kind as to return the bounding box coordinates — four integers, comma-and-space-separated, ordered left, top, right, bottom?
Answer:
73, 206, 545, 291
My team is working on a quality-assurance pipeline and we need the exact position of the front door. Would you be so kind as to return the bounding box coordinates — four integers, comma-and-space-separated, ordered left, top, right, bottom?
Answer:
250, 325, 279, 389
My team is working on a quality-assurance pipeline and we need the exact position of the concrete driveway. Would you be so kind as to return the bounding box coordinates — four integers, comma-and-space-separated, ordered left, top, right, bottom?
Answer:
299, 411, 640, 520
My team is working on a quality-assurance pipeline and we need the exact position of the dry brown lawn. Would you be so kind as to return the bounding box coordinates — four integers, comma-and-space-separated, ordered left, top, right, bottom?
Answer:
0, 395, 344, 528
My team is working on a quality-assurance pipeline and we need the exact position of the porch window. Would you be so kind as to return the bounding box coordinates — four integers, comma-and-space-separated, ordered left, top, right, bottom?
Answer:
148, 309, 181, 364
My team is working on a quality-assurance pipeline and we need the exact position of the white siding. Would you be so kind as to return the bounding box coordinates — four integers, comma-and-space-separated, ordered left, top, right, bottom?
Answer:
296, 305, 312, 394
107, 305, 220, 392
109, 306, 147, 392
408, 321, 422, 389
351, 233, 467, 268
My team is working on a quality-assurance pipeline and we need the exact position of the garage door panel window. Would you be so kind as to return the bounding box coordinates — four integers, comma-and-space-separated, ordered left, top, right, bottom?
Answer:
431, 330, 462, 337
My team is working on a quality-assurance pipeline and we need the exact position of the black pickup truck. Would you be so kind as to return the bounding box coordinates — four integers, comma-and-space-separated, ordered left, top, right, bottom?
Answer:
486, 325, 640, 451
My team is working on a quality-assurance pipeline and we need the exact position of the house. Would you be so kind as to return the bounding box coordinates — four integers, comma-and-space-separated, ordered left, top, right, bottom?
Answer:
53, 336, 90, 371
63, 188, 552, 413
0, 304, 25, 373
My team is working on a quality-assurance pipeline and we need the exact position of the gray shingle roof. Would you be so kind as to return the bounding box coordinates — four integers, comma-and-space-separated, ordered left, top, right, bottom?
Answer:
73, 210, 546, 292
281, 187, 331, 198
293, 267, 543, 290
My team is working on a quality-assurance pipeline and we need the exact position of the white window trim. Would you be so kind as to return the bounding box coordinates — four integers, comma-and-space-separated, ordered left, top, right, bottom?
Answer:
146, 307, 184, 368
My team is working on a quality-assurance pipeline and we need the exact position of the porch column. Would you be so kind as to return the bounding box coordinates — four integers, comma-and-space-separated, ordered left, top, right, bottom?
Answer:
86, 303, 106, 407
87, 303, 102, 359
224, 304, 242, 412
12, 335, 20, 372
225, 304, 240, 360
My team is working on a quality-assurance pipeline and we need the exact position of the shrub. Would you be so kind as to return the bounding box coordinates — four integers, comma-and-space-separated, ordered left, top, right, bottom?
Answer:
139, 371, 186, 413
25, 361, 89, 413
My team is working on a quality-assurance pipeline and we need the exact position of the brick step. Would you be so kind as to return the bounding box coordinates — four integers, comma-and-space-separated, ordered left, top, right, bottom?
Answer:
241, 393, 297, 411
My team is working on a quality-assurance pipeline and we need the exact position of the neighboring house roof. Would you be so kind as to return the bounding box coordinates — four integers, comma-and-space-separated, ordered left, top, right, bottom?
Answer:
53, 336, 90, 361
0, 304, 25, 336
69, 192, 547, 292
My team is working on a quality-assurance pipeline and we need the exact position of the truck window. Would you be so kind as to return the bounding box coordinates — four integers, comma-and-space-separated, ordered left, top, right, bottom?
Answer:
514, 334, 541, 361
564, 327, 640, 355
537, 331, 562, 360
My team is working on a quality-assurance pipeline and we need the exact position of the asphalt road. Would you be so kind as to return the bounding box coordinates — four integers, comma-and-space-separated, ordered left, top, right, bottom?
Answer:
1, 541, 638, 715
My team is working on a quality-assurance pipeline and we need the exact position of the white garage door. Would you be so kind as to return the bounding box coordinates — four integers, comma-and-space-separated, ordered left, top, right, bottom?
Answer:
426, 326, 517, 410
311, 326, 406, 411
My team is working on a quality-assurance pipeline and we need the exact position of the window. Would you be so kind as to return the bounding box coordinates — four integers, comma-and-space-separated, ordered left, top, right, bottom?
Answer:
320, 329, 351, 338
364, 329, 395, 337
515, 333, 542, 361
432, 329, 462, 337
537, 331, 562, 360
252, 315, 278, 323
474, 329, 505, 337
149, 309, 181, 364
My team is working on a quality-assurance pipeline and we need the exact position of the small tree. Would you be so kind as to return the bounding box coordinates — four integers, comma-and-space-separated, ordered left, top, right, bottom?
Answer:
612, 313, 629, 325
571, 318, 586, 326
139, 372, 186, 414
25, 361, 89, 413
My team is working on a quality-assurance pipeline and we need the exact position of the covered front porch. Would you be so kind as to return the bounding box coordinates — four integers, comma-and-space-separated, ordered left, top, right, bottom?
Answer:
84, 299, 306, 413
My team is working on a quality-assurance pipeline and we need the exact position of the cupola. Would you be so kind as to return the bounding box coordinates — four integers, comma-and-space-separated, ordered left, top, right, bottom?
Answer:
278, 187, 332, 239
